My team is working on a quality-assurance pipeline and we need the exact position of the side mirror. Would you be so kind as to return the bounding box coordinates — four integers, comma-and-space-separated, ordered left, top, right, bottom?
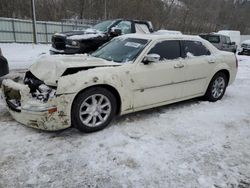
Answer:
142, 54, 160, 64
110, 27, 122, 36
231, 42, 236, 45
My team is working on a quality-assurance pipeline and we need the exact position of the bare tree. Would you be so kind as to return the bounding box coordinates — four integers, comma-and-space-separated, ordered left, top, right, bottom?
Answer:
0, 0, 249, 34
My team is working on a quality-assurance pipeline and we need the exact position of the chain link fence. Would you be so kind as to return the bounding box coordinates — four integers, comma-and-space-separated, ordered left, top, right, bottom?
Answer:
0, 17, 90, 44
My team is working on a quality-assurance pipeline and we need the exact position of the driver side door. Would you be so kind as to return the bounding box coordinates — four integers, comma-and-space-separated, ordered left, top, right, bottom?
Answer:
131, 40, 186, 109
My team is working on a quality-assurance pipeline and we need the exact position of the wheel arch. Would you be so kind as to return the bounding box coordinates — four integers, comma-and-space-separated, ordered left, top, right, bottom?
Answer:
71, 84, 122, 115
214, 69, 230, 85
204, 69, 230, 96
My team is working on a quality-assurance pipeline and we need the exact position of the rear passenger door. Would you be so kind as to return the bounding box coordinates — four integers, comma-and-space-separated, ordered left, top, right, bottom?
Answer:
180, 40, 215, 97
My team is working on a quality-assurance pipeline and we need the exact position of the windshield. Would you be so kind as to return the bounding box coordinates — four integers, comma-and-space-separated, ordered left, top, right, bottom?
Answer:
92, 20, 114, 32
91, 37, 149, 63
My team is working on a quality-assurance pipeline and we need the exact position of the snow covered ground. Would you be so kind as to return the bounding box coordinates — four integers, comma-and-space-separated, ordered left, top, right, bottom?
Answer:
0, 43, 50, 70
0, 44, 250, 188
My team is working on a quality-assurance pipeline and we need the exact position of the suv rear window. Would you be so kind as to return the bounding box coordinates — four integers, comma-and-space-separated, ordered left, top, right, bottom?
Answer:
148, 40, 181, 60
183, 41, 211, 57
200, 35, 220, 43
135, 23, 150, 34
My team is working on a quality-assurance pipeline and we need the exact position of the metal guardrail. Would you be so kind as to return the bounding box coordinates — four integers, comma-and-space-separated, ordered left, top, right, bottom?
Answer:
0, 17, 90, 44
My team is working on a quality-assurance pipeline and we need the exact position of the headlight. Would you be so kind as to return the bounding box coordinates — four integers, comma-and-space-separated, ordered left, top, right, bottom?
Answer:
71, 40, 80, 46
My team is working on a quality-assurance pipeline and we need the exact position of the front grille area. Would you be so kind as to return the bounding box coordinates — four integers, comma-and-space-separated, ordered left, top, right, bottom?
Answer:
52, 36, 66, 50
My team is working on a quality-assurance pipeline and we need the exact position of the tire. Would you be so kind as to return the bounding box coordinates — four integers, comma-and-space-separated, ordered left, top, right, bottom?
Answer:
204, 72, 228, 102
71, 87, 117, 133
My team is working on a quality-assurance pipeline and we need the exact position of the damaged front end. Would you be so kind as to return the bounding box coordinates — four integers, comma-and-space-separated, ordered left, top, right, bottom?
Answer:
1, 72, 72, 131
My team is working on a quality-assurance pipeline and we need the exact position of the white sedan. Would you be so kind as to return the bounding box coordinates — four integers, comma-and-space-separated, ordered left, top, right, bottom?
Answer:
2, 34, 238, 132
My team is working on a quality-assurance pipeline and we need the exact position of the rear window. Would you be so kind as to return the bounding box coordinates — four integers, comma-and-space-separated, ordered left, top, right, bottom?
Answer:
200, 35, 220, 43
135, 23, 150, 34
225, 36, 231, 44
148, 40, 181, 60
183, 41, 211, 57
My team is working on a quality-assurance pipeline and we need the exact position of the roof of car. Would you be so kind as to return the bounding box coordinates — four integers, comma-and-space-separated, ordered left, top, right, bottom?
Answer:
119, 33, 202, 41
242, 40, 250, 44
199, 33, 230, 37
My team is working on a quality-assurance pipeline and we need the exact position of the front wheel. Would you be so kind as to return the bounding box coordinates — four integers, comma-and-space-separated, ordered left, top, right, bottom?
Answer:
204, 72, 228, 102
71, 87, 117, 133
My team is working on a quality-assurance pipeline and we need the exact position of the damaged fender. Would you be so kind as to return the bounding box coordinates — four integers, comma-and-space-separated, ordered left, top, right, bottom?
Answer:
56, 65, 134, 115
2, 79, 74, 131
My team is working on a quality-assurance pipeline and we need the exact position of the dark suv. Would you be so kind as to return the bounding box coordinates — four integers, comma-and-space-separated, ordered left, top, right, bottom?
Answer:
50, 19, 153, 55
238, 40, 250, 56
199, 33, 237, 53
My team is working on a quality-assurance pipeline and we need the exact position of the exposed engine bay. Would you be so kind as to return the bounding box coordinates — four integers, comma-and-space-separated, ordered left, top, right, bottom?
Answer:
24, 71, 56, 102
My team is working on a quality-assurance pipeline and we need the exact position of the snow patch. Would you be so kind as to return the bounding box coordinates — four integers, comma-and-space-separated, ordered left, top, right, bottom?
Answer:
0, 44, 250, 187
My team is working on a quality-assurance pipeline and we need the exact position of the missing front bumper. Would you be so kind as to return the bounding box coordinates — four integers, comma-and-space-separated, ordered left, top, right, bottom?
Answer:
1, 79, 71, 131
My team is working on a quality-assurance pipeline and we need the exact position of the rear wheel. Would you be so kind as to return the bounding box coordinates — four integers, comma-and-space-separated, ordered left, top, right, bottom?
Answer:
72, 87, 117, 133
204, 72, 228, 102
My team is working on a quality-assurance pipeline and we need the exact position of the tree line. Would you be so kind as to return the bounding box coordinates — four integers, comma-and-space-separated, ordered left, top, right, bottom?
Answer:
0, 0, 249, 34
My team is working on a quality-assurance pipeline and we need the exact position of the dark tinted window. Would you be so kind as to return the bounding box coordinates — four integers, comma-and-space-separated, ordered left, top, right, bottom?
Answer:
208, 36, 220, 43
221, 36, 227, 44
200, 35, 220, 43
93, 20, 114, 32
148, 40, 181, 60
225, 36, 231, 44
183, 40, 211, 57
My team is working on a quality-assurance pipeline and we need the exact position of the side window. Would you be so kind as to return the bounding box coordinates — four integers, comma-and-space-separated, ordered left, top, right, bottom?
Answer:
221, 36, 227, 44
183, 40, 211, 57
115, 21, 132, 34
226, 36, 231, 44
148, 40, 181, 61
135, 23, 150, 34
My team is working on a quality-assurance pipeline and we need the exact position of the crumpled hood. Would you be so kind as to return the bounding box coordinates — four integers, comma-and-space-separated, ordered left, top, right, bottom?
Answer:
29, 54, 120, 86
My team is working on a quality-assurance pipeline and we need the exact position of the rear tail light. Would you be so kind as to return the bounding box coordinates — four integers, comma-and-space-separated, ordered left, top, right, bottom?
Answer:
0, 48, 2, 56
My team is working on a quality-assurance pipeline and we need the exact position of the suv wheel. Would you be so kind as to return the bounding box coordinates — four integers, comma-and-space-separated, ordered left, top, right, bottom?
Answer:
204, 72, 228, 102
72, 87, 117, 133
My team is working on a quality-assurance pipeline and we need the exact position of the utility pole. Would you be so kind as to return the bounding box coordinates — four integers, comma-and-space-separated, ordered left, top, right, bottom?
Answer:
104, 0, 107, 20
31, 0, 37, 44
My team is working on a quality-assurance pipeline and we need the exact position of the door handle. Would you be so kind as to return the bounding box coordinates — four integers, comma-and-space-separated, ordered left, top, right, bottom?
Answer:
174, 64, 184, 68
208, 60, 215, 64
